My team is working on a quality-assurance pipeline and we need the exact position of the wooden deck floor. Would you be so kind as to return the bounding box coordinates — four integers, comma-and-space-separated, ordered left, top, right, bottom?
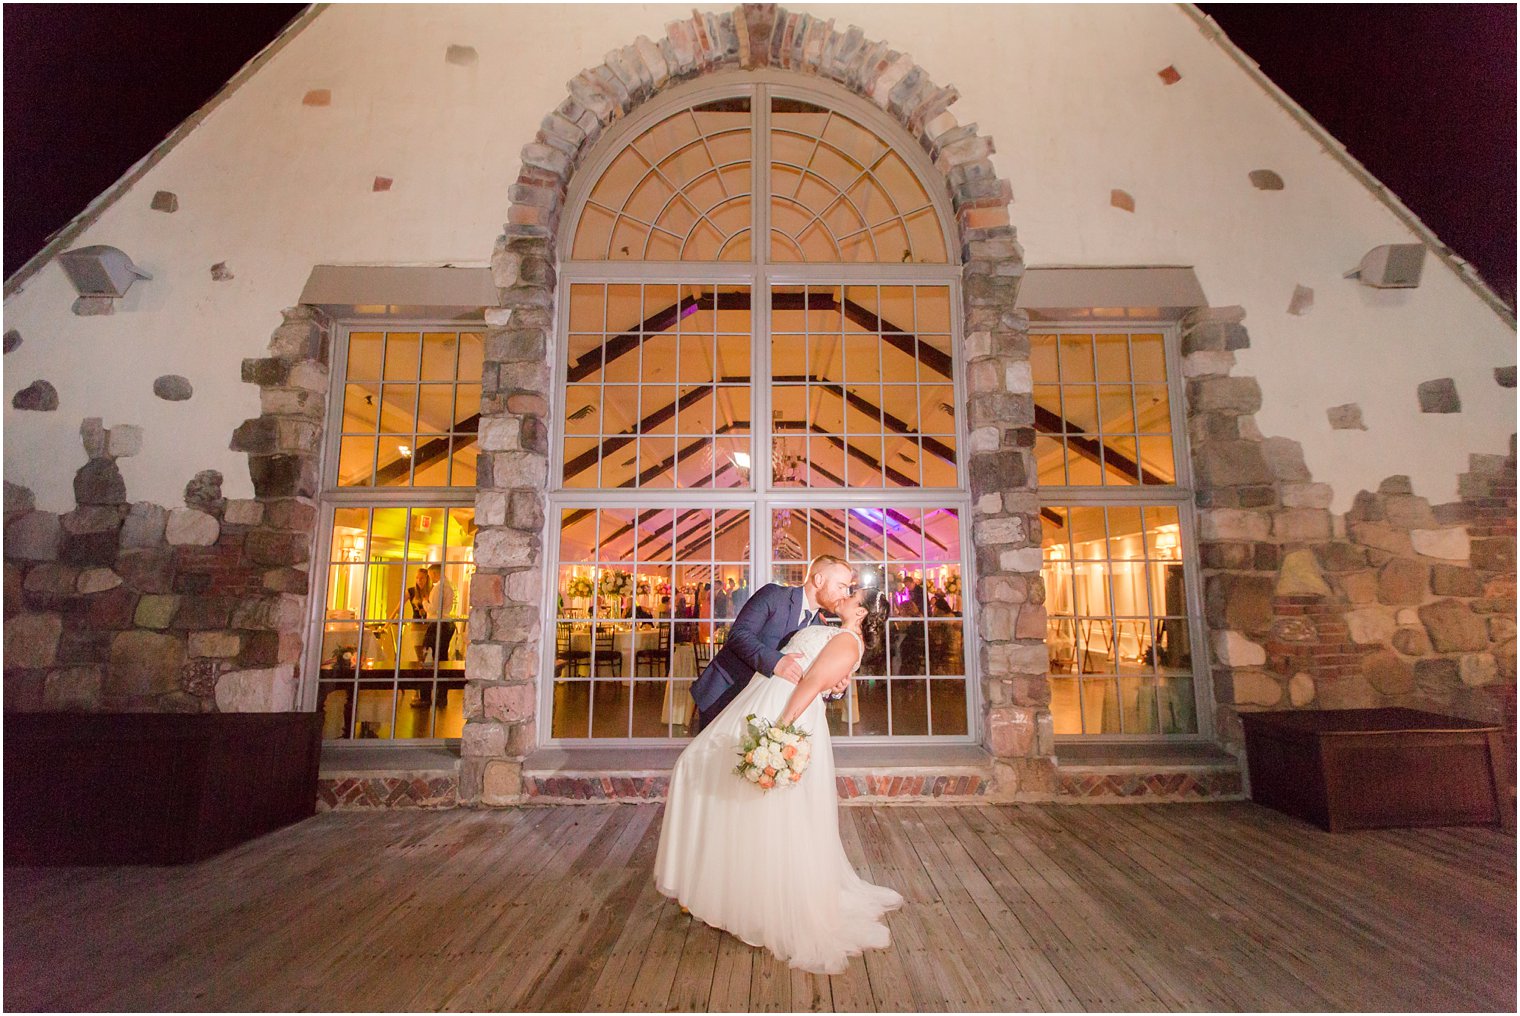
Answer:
5, 802, 1514, 1012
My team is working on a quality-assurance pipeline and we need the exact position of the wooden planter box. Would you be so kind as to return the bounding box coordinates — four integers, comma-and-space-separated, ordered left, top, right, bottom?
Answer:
4, 711, 323, 865
1241, 707, 1505, 832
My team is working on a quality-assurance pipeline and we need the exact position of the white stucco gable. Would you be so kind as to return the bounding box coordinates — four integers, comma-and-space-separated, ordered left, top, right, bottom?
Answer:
4, 2, 1513, 513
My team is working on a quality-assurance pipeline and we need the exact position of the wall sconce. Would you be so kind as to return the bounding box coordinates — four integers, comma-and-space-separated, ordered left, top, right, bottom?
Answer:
1344, 244, 1426, 289
58, 245, 152, 315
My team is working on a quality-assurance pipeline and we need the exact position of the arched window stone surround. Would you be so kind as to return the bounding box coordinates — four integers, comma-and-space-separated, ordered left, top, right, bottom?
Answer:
462, 3, 1046, 805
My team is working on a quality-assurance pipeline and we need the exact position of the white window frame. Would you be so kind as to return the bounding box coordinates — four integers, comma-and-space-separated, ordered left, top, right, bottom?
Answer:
541, 72, 980, 747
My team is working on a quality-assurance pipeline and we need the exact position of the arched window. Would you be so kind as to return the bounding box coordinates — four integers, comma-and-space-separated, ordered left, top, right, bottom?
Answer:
548, 75, 972, 743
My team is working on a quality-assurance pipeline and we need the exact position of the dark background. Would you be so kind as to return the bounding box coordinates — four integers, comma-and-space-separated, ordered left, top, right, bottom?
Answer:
5, 4, 1515, 304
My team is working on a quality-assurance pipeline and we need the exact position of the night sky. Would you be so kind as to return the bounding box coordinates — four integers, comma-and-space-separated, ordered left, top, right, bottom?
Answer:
4, 4, 1515, 304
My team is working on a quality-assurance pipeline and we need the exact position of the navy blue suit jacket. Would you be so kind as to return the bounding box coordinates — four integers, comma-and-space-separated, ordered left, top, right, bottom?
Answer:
689, 582, 821, 720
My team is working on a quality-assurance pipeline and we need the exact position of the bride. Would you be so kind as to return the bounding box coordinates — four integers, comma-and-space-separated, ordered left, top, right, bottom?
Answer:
654, 588, 902, 975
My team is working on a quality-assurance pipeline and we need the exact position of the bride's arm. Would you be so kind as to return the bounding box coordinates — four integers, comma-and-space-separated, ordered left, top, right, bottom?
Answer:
774, 636, 861, 728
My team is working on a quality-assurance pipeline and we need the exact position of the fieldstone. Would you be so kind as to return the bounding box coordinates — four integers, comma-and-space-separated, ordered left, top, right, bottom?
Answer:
1196, 442, 1272, 487
134, 594, 181, 629
1379, 476, 1414, 495
1346, 608, 1396, 646
1327, 403, 1367, 430
1338, 570, 1378, 604
1489, 617, 1517, 643
184, 470, 225, 514
79, 418, 110, 459
1110, 189, 1135, 212
987, 707, 1038, 757
1363, 650, 1415, 694
120, 502, 168, 548
1272, 509, 1331, 543
150, 190, 178, 212
23, 562, 80, 599
1414, 658, 1460, 693
1272, 617, 1317, 643
72, 296, 114, 316
1417, 599, 1487, 653
1281, 483, 1333, 509
1430, 564, 1483, 597
1471, 537, 1517, 573
77, 567, 123, 594
1201, 509, 1271, 542
1416, 378, 1460, 413
106, 629, 186, 697
1248, 169, 1284, 190
968, 450, 1025, 498
6, 612, 63, 668
1277, 549, 1332, 597
4, 480, 35, 523
210, 262, 234, 282
445, 43, 479, 66
43, 666, 103, 710
74, 459, 126, 505
999, 547, 1044, 573
973, 516, 1027, 546
474, 529, 536, 569
107, 425, 144, 458
1350, 522, 1414, 556
1262, 438, 1311, 482
461, 720, 508, 759
483, 684, 535, 724
12, 380, 58, 411
3, 329, 20, 354
181, 659, 219, 697
166, 508, 219, 546
215, 666, 297, 712
1392, 626, 1432, 656
189, 631, 242, 658
154, 373, 196, 401
1288, 671, 1315, 706
1287, 285, 1314, 316
1206, 574, 1274, 634
482, 760, 522, 805
1212, 631, 1266, 667
1409, 527, 1470, 561
1232, 670, 1282, 707
61, 506, 122, 535
1459, 653, 1498, 687
6, 511, 61, 561
1496, 366, 1517, 388
1318, 673, 1377, 710
1189, 376, 1262, 414
1377, 558, 1428, 605
223, 499, 264, 526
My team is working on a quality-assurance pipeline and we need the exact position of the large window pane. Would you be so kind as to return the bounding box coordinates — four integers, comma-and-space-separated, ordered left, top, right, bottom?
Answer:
553, 508, 751, 739
770, 285, 957, 489
319, 506, 474, 740
1032, 330, 1175, 487
1042, 504, 1195, 736
562, 284, 752, 491
770, 506, 965, 737
339, 328, 483, 489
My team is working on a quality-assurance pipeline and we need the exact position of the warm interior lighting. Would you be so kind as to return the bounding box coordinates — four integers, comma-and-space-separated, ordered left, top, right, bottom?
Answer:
398, 444, 413, 458
732, 451, 751, 469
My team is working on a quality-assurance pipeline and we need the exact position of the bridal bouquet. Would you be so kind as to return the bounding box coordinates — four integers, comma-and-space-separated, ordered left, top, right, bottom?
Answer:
734, 714, 811, 791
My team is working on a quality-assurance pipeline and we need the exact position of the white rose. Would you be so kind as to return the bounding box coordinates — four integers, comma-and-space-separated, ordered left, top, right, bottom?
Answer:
752, 747, 771, 768
745, 767, 761, 782
793, 758, 808, 773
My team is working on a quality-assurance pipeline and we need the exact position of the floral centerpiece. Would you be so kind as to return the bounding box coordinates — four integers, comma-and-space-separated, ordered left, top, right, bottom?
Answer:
566, 574, 594, 600
598, 568, 632, 600
943, 572, 960, 598
734, 714, 811, 790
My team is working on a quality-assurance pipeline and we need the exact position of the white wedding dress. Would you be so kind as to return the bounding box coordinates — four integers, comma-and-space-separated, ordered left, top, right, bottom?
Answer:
654, 625, 903, 974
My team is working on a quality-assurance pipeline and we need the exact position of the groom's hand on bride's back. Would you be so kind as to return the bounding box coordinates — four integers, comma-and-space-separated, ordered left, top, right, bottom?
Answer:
774, 653, 805, 684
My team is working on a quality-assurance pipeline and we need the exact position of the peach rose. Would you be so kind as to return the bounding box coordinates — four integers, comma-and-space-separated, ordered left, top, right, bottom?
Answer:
764, 766, 777, 777
781, 744, 797, 761
758, 775, 775, 789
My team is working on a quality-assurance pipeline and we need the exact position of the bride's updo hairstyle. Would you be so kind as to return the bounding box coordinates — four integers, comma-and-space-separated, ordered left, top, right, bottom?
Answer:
860, 588, 889, 663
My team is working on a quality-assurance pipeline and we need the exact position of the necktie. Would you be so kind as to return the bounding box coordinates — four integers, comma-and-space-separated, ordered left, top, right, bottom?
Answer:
802, 608, 816, 627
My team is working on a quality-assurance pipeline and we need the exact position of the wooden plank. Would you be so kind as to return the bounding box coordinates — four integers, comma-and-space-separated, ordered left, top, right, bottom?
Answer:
924, 808, 1084, 1011
960, 805, 1170, 1011
5, 802, 1517, 1013
707, 923, 757, 1013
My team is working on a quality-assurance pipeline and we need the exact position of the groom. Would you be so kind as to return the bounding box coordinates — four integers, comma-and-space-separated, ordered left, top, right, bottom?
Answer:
688, 555, 855, 733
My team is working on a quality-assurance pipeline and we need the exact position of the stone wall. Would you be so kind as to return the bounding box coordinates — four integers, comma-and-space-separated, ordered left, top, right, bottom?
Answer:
3, 308, 328, 716
1182, 306, 1517, 749
470, 3, 1042, 805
